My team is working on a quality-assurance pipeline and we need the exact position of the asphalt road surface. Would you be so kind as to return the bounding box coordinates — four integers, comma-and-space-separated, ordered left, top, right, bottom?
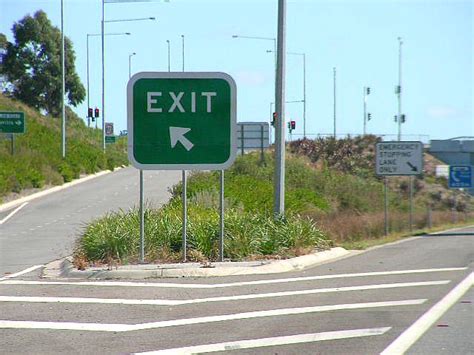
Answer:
0, 223, 472, 353
0, 167, 181, 276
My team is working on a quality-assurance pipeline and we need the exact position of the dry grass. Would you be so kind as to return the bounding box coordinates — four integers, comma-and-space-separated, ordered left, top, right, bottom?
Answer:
312, 210, 474, 245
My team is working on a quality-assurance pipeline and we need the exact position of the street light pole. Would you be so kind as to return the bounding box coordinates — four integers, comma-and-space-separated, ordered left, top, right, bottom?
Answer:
166, 40, 170, 72
100, 6, 155, 150
267, 50, 306, 138
101, 0, 105, 150
87, 32, 130, 129
61, 0, 65, 158
232, 34, 277, 137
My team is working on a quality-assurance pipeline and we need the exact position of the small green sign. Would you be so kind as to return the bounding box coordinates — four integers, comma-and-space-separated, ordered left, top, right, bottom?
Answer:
127, 72, 237, 170
105, 136, 116, 144
0, 112, 25, 133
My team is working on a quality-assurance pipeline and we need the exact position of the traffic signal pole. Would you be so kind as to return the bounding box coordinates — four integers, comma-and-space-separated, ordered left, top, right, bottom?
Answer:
274, 0, 286, 216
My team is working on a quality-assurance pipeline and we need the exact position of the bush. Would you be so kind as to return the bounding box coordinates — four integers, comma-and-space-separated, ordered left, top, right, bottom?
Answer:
76, 201, 332, 265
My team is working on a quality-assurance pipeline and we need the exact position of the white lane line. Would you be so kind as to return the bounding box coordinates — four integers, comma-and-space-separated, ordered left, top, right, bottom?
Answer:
0, 281, 449, 306
0, 267, 466, 289
381, 272, 474, 355
0, 265, 44, 282
0, 299, 425, 332
136, 327, 392, 354
0, 202, 28, 225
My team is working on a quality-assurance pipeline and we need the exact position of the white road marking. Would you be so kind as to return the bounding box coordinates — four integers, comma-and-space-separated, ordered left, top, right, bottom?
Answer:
0, 265, 44, 282
136, 327, 392, 354
0, 267, 465, 289
381, 272, 474, 355
0, 299, 425, 332
0, 202, 28, 225
0, 281, 449, 306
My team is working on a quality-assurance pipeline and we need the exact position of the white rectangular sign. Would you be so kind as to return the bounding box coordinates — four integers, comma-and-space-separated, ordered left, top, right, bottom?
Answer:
105, 122, 114, 137
237, 122, 270, 149
376, 141, 423, 176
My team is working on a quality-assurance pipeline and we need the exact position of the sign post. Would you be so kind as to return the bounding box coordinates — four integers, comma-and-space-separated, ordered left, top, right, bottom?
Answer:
376, 141, 423, 234
0, 112, 25, 155
448, 165, 472, 223
127, 72, 237, 261
448, 166, 472, 189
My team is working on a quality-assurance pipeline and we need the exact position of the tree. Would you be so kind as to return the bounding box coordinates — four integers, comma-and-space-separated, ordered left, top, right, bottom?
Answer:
0, 10, 85, 116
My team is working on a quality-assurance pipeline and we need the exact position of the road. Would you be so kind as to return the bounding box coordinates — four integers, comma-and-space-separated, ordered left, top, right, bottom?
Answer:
0, 223, 472, 353
0, 167, 181, 276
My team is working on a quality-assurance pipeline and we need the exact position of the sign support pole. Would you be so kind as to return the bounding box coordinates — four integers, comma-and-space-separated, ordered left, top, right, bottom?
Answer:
11, 134, 14, 155
384, 177, 389, 236
274, 0, 287, 216
139, 169, 145, 263
409, 176, 414, 232
219, 170, 224, 262
182, 170, 187, 262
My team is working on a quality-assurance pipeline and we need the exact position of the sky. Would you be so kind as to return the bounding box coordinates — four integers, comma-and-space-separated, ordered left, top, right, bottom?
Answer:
0, 0, 472, 142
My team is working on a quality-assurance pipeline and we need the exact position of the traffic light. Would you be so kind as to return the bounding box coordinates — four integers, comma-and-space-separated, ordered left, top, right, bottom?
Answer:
366, 87, 371, 95
290, 120, 296, 130
271, 112, 277, 127
88, 108, 93, 118
367, 113, 372, 121
401, 114, 406, 123
94, 108, 100, 118
394, 115, 398, 122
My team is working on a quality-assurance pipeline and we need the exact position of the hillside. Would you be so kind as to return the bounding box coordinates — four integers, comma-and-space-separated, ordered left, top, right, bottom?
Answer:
0, 94, 127, 202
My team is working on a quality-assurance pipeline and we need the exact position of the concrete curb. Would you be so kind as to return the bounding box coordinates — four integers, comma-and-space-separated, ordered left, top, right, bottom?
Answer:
0, 167, 123, 213
45, 247, 350, 279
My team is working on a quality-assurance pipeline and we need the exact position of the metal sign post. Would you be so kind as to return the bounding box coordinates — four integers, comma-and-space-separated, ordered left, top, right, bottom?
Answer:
384, 177, 389, 236
127, 72, 237, 262
376, 141, 423, 235
219, 170, 224, 261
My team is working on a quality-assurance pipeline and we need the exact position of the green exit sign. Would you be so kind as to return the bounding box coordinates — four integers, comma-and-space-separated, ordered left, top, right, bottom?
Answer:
127, 72, 237, 170
0, 112, 25, 133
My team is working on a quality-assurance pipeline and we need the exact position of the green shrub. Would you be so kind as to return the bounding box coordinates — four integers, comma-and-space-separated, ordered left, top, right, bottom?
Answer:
76, 201, 332, 265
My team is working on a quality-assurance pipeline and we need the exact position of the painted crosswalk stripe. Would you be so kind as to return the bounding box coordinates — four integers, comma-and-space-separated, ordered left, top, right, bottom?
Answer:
0, 299, 425, 332
135, 327, 392, 354
0, 267, 466, 288
0, 280, 449, 306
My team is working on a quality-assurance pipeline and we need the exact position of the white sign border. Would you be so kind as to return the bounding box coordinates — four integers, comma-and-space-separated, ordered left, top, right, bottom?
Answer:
375, 141, 424, 176
127, 72, 237, 171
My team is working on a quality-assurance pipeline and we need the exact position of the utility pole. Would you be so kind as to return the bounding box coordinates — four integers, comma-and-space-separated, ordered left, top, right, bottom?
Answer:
333, 67, 336, 138
274, 0, 286, 216
397, 36, 403, 141
363, 86, 370, 135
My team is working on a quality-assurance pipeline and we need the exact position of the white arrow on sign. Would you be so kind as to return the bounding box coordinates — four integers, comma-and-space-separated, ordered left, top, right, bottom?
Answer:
169, 126, 194, 151
15, 120, 22, 125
